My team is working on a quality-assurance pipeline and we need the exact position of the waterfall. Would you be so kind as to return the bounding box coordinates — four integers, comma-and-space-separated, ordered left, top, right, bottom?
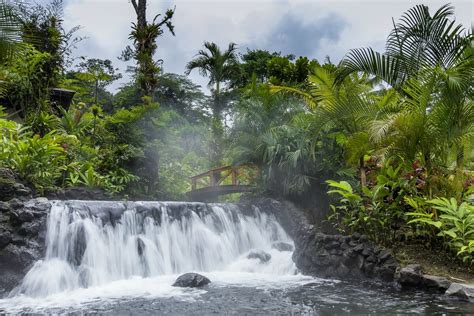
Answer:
13, 200, 296, 298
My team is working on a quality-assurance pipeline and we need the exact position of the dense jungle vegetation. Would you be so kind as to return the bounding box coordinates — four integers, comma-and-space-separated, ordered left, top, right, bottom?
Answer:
0, 1, 472, 265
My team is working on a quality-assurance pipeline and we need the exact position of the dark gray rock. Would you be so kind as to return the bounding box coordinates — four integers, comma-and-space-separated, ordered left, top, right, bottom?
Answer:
292, 225, 399, 282
18, 221, 41, 236
395, 264, 424, 287
137, 237, 145, 256
272, 242, 294, 252
67, 223, 87, 266
47, 187, 113, 201
247, 250, 271, 263
422, 275, 451, 292
0, 227, 12, 249
8, 198, 24, 210
0, 201, 10, 213
172, 273, 211, 288
445, 283, 474, 301
0, 198, 50, 295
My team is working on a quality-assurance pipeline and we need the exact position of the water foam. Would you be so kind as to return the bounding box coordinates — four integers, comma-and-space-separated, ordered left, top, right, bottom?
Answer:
0, 200, 312, 312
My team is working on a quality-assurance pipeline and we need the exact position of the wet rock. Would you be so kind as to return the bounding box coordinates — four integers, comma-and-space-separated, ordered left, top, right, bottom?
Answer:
422, 275, 451, 292
445, 283, 474, 301
68, 224, 87, 266
272, 242, 294, 252
47, 187, 113, 201
18, 221, 41, 236
247, 250, 271, 263
0, 201, 10, 213
395, 264, 424, 287
0, 197, 49, 295
9, 209, 35, 225
172, 273, 211, 288
292, 225, 399, 282
137, 237, 145, 256
0, 227, 12, 249
8, 198, 24, 210
0, 243, 43, 294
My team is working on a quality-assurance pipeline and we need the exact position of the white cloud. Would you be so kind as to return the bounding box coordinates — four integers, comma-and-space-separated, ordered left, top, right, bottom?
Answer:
59, 0, 473, 93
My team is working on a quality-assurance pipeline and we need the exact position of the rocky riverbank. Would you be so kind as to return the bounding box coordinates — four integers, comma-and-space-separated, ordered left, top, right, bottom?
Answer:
244, 197, 474, 301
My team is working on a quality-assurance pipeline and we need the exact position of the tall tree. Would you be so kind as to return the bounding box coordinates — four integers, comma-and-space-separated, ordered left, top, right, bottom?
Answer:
124, 0, 175, 98
185, 41, 239, 164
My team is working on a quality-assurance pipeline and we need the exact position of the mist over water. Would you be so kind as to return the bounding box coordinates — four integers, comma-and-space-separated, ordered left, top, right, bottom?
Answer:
4, 201, 299, 300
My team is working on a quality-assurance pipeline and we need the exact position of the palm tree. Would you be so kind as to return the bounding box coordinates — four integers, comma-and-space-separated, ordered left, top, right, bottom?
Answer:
185, 41, 239, 164
337, 3, 474, 174
0, 1, 22, 63
0, 1, 23, 97
273, 64, 396, 187
336, 4, 472, 90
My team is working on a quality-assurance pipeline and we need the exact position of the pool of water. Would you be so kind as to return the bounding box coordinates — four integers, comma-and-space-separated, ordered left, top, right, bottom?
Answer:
0, 272, 472, 314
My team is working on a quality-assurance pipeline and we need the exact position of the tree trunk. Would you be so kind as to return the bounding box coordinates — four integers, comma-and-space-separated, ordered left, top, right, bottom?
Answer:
131, 0, 147, 29
94, 80, 98, 104
456, 146, 464, 172
359, 156, 366, 188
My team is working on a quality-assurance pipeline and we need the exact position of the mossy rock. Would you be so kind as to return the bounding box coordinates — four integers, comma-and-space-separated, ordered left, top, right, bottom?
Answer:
0, 168, 19, 201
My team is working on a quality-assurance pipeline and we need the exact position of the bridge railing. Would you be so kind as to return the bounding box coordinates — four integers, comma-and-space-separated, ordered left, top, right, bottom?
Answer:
190, 164, 259, 191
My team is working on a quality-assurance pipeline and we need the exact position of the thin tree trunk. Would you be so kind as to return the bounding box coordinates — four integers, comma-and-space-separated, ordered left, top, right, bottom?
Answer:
359, 156, 366, 187
94, 80, 98, 104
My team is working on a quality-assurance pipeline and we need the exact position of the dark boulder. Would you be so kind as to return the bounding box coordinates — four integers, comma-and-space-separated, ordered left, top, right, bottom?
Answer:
247, 250, 271, 263
395, 264, 424, 288
422, 275, 451, 292
172, 273, 211, 288
272, 242, 294, 252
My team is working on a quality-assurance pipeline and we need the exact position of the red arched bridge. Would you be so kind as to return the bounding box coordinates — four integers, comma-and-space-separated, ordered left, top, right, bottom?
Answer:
187, 164, 260, 201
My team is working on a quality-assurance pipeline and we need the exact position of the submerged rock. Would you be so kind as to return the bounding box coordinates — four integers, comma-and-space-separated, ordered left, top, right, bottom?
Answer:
272, 242, 294, 252
247, 250, 271, 263
172, 273, 211, 288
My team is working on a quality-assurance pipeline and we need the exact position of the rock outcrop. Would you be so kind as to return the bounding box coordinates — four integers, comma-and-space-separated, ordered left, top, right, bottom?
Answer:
292, 226, 399, 282
0, 198, 50, 296
172, 273, 211, 288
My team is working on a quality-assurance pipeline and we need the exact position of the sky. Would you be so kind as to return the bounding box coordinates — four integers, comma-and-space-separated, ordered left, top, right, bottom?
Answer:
57, 0, 474, 94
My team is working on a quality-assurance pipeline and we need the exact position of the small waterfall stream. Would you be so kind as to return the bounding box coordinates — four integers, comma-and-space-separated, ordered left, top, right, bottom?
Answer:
12, 200, 296, 298
1, 200, 470, 314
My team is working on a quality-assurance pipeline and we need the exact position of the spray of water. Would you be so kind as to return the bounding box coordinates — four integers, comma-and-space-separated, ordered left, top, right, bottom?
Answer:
12, 200, 297, 298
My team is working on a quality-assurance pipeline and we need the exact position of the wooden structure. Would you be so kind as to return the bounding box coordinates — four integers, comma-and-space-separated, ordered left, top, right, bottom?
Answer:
187, 164, 259, 201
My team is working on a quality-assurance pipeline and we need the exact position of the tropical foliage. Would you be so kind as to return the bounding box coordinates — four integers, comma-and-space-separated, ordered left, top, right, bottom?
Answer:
0, 0, 472, 266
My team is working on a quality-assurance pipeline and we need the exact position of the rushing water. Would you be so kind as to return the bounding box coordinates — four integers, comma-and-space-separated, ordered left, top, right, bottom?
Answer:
0, 200, 472, 314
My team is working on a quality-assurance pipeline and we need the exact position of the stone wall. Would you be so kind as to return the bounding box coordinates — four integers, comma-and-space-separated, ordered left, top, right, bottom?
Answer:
292, 225, 399, 282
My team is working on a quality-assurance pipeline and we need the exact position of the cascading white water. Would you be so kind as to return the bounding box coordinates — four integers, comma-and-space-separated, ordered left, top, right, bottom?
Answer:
12, 200, 297, 298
